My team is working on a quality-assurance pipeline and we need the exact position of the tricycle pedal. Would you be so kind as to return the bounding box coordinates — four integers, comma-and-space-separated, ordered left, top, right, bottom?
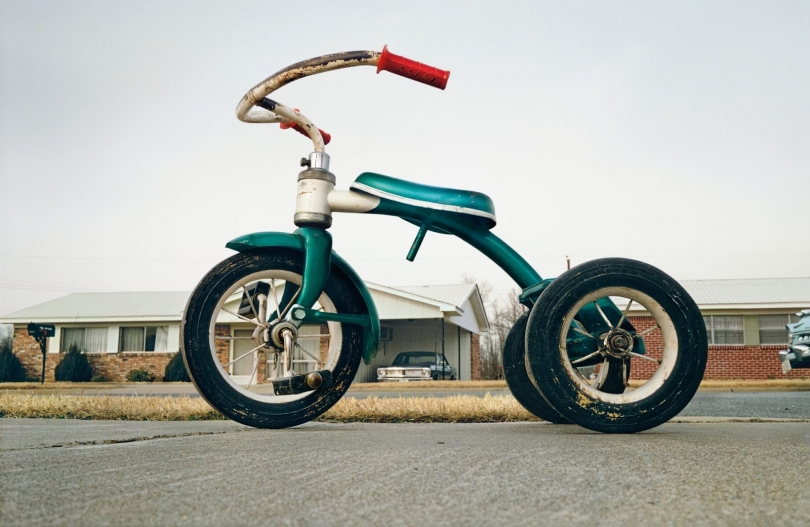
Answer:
272, 370, 333, 396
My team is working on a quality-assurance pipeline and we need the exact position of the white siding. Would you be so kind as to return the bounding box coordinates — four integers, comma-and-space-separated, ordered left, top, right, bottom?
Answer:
370, 291, 443, 320
446, 297, 482, 334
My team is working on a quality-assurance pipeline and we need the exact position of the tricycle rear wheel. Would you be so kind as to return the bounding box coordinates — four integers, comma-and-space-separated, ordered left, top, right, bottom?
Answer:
526, 258, 707, 434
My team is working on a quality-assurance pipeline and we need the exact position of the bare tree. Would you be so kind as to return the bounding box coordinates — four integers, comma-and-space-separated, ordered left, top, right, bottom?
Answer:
463, 275, 527, 380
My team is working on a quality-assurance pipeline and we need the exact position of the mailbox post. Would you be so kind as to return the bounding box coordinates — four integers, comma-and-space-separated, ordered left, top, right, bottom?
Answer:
27, 323, 55, 384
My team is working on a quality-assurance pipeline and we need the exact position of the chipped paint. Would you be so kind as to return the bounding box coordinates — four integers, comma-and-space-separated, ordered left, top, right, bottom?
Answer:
236, 51, 381, 151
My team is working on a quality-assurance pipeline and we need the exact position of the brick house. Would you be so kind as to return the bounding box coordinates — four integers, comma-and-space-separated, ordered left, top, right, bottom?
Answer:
1, 283, 487, 383
626, 277, 810, 380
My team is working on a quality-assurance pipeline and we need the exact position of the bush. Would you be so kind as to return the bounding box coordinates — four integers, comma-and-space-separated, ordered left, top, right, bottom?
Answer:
126, 368, 155, 382
90, 375, 110, 383
54, 345, 94, 382
163, 353, 191, 382
0, 346, 27, 382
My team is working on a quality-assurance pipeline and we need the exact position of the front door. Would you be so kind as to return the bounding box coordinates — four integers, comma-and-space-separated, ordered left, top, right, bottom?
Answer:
231, 329, 256, 383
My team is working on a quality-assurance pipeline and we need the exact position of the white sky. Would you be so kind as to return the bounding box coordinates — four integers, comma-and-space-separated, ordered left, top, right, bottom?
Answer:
1, 0, 809, 316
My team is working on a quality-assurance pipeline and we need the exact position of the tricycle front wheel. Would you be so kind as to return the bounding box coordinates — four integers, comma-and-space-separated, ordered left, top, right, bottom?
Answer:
181, 249, 365, 429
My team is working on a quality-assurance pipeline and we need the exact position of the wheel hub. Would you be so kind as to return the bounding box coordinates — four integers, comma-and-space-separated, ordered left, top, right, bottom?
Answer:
270, 321, 298, 348
603, 328, 634, 358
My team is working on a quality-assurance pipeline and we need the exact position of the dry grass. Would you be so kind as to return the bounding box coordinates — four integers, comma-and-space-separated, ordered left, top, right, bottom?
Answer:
323, 394, 538, 423
349, 380, 508, 391
0, 392, 537, 423
0, 393, 224, 421
2, 378, 808, 422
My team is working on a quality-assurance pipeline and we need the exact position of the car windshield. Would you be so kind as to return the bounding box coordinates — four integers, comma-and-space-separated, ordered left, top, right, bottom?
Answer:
392, 353, 437, 367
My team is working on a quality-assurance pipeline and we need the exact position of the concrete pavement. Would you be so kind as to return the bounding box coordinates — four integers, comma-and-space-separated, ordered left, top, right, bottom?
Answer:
2, 419, 810, 527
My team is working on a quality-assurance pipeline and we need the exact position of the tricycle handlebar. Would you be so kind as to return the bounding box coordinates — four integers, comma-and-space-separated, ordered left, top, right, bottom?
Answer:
236, 47, 449, 152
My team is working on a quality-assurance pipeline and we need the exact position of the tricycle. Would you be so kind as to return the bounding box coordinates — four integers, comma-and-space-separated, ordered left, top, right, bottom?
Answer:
181, 47, 708, 433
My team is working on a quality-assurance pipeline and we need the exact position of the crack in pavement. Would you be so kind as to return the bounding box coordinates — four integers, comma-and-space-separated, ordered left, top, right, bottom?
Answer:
2, 428, 254, 452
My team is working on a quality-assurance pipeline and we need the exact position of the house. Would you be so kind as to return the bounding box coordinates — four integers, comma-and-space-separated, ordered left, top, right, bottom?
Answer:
0, 283, 488, 383
626, 277, 810, 380
5, 276, 808, 383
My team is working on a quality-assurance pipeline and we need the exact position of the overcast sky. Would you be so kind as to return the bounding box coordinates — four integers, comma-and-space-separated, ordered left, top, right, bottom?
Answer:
1, 0, 809, 316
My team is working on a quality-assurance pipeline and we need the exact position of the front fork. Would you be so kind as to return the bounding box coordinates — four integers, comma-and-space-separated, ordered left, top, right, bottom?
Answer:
293, 228, 333, 309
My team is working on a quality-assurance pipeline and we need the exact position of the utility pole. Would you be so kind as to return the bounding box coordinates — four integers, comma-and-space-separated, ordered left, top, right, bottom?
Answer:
566, 255, 571, 270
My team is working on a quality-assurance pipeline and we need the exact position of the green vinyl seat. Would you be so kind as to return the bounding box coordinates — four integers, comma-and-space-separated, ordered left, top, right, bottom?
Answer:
350, 172, 497, 230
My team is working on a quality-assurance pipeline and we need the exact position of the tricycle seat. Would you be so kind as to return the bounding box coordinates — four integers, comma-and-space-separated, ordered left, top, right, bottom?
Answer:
351, 172, 496, 229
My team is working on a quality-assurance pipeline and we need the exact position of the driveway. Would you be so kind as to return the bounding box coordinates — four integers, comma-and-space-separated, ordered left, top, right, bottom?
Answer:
1, 419, 808, 526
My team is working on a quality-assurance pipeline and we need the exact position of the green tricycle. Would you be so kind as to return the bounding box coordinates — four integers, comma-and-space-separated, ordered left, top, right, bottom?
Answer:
181, 47, 708, 434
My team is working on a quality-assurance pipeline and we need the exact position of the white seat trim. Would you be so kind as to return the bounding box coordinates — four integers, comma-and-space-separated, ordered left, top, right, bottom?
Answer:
350, 182, 496, 222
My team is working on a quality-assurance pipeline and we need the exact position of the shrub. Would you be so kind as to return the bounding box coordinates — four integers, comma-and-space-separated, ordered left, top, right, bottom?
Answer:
90, 375, 110, 383
126, 368, 155, 382
54, 345, 94, 382
163, 353, 191, 382
0, 347, 27, 382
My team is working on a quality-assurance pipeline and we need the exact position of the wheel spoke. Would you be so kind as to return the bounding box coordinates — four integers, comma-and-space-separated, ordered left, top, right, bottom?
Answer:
223, 344, 264, 368
215, 336, 253, 341
616, 299, 634, 330
278, 286, 301, 320
571, 325, 599, 341
245, 352, 259, 391
594, 302, 613, 329
637, 325, 660, 337
270, 279, 281, 324
222, 308, 263, 326
591, 357, 609, 388
629, 351, 661, 364
295, 343, 324, 367
571, 349, 603, 366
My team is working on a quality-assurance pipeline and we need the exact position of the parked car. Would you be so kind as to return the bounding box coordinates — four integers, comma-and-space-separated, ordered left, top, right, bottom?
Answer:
377, 352, 455, 381
779, 309, 810, 373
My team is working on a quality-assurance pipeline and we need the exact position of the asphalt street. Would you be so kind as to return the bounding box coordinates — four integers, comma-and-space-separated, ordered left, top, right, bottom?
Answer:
2, 419, 810, 527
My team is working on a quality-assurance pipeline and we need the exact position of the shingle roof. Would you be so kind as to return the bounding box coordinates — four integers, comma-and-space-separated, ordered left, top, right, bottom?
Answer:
0, 292, 190, 322
0, 285, 481, 323
679, 278, 810, 306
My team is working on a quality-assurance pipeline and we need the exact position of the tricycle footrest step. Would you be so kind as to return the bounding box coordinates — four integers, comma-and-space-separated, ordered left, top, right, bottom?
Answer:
272, 370, 333, 396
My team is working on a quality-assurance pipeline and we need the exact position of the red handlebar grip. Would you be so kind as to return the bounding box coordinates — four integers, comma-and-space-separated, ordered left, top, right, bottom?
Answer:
280, 121, 331, 145
376, 45, 450, 90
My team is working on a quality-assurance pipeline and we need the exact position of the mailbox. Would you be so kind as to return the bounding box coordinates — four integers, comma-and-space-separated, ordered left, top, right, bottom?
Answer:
27, 323, 55, 338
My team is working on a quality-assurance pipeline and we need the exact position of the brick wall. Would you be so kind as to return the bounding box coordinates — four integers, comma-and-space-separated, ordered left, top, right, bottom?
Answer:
86, 353, 174, 381
12, 327, 57, 381
627, 316, 810, 380
470, 333, 481, 381
12, 327, 174, 382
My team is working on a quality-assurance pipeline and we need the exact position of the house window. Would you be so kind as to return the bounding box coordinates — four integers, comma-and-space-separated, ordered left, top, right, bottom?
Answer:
703, 316, 744, 345
60, 327, 108, 353
758, 314, 801, 345
119, 326, 169, 352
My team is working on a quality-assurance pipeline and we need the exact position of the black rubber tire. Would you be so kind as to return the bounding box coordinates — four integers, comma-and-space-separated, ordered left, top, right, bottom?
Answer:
598, 358, 631, 394
526, 258, 707, 434
503, 315, 570, 424
182, 249, 365, 429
